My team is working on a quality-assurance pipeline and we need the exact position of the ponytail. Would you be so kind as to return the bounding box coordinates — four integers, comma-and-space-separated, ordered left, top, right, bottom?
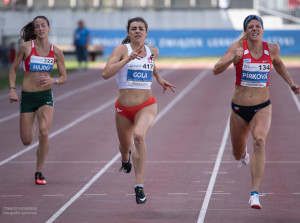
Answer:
20, 21, 35, 41
122, 36, 130, 44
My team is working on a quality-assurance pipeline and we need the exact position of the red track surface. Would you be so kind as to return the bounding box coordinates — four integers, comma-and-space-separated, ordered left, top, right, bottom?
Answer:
0, 61, 299, 223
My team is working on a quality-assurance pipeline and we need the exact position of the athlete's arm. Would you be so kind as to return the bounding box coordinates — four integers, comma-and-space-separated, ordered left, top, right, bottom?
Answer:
151, 46, 175, 94
270, 43, 300, 95
213, 41, 243, 75
54, 47, 67, 85
8, 43, 28, 103
39, 46, 67, 87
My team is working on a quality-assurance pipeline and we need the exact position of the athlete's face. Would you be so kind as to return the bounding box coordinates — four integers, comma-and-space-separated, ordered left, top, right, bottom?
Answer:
246, 20, 264, 41
33, 18, 50, 39
127, 22, 147, 43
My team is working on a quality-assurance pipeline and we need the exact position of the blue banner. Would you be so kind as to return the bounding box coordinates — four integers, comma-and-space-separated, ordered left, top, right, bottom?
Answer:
90, 30, 300, 57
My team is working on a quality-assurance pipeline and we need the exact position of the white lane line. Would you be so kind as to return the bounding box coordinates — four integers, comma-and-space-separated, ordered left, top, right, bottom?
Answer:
45, 69, 210, 223
45, 153, 120, 223
0, 195, 23, 197
197, 115, 230, 223
291, 92, 300, 113
0, 99, 115, 166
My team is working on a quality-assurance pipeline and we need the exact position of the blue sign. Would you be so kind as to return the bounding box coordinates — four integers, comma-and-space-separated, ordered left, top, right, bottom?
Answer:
90, 29, 300, 57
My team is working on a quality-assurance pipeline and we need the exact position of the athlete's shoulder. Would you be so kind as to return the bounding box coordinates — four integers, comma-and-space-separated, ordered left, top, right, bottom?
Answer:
20, 40, 31, 49
267, 42, 280, 54
53, 45, 64, 58
18, 41, 32, 55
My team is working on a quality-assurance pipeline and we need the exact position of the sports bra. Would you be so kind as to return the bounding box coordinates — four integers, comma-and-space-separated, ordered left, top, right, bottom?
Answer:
234, 40, 272, 87
23, 40, 55, 73
116, 44, 154, 90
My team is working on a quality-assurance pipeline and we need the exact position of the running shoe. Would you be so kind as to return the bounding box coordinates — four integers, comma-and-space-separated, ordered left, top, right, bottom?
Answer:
135, 186, 147, 204
119, 151, 132, 173
35, 172, 46, 185
249, 194, 262, 209
238, 153, 250, 168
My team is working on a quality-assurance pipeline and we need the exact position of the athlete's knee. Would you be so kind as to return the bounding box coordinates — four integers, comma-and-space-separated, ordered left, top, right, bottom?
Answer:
232, 149, 243, 161
39, 128, 50, 140
133, 132, 146, 146
253, 136, 265, 150
21, 134, 32, 146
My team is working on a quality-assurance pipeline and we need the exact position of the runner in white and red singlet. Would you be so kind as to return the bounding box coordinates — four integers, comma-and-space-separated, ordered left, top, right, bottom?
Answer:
102, 17, 175, 204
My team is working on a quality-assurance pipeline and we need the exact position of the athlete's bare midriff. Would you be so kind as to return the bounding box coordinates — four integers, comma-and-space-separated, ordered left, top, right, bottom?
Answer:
232, 85, 270, 106
117, 89, 153, 107
22, 71, 52, 92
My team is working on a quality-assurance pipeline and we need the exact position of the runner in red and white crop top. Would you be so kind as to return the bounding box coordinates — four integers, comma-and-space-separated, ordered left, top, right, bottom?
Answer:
23, 40, 55, 73
234, 39, 272, 87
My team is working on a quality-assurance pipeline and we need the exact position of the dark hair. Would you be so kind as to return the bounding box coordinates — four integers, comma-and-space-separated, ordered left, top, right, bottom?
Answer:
122, 17, 148, 44
243, 15, 263, 31
20, 16, 50, 41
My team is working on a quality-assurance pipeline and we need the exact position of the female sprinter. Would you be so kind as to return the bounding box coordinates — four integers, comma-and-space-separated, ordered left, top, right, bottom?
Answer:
9, 16, 67, 185
213, 15, 299, 209
102, 17, 175, 204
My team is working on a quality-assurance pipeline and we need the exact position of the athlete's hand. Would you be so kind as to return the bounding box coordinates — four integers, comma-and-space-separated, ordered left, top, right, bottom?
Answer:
291, 84, 300, 95
9, 89, 18, 103
38, 73, 52, 87
157, 78, 176, 94
129, 45, 144, 60
233, 47, 243, 64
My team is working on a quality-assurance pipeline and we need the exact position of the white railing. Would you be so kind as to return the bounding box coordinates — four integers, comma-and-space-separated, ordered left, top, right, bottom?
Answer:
254, 0, 300, 23
0, 0, 254, 10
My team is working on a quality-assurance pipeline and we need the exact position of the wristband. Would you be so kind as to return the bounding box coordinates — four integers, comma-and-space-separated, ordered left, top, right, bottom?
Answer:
9, 87, 16, 89
55, 78, 58, 85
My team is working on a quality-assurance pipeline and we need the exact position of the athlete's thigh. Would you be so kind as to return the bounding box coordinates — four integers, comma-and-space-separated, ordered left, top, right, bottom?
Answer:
249, 105, 272, 139
134, 103, 157, 136
230, 110, 250, 151
20, 112, 36, 138
37, 105, 54, 131
115, 113, 134, 148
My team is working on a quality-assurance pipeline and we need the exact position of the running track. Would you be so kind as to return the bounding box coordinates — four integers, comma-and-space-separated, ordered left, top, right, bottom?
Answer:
0, 61, 299, 223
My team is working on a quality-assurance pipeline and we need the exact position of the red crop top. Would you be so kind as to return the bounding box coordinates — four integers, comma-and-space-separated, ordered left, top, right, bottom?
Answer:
234, 40, 272, 87
23, 40, 55, 73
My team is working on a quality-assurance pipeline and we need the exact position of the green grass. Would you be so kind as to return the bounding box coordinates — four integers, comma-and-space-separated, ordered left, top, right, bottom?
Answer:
0, 60, 99, 91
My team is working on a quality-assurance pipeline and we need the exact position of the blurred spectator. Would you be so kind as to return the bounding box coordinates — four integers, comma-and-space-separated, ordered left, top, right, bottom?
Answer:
0, 44, 9, 68
73, 20, 90, 70
7, 42, 16, 65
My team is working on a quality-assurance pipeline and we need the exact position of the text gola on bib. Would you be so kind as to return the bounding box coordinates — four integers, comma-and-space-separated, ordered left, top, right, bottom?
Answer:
116, 44, 154, 90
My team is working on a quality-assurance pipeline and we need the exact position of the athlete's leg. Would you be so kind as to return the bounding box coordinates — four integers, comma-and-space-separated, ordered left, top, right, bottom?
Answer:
132, 103, 157, 185
249, 105, 272, 192
36, 105, 53, 172
230, 110, 250, 160
115, 114, 134, 162
20, 112, 36, 145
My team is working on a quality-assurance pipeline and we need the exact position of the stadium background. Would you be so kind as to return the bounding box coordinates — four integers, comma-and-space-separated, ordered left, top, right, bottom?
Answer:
0, 0, 300, 61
